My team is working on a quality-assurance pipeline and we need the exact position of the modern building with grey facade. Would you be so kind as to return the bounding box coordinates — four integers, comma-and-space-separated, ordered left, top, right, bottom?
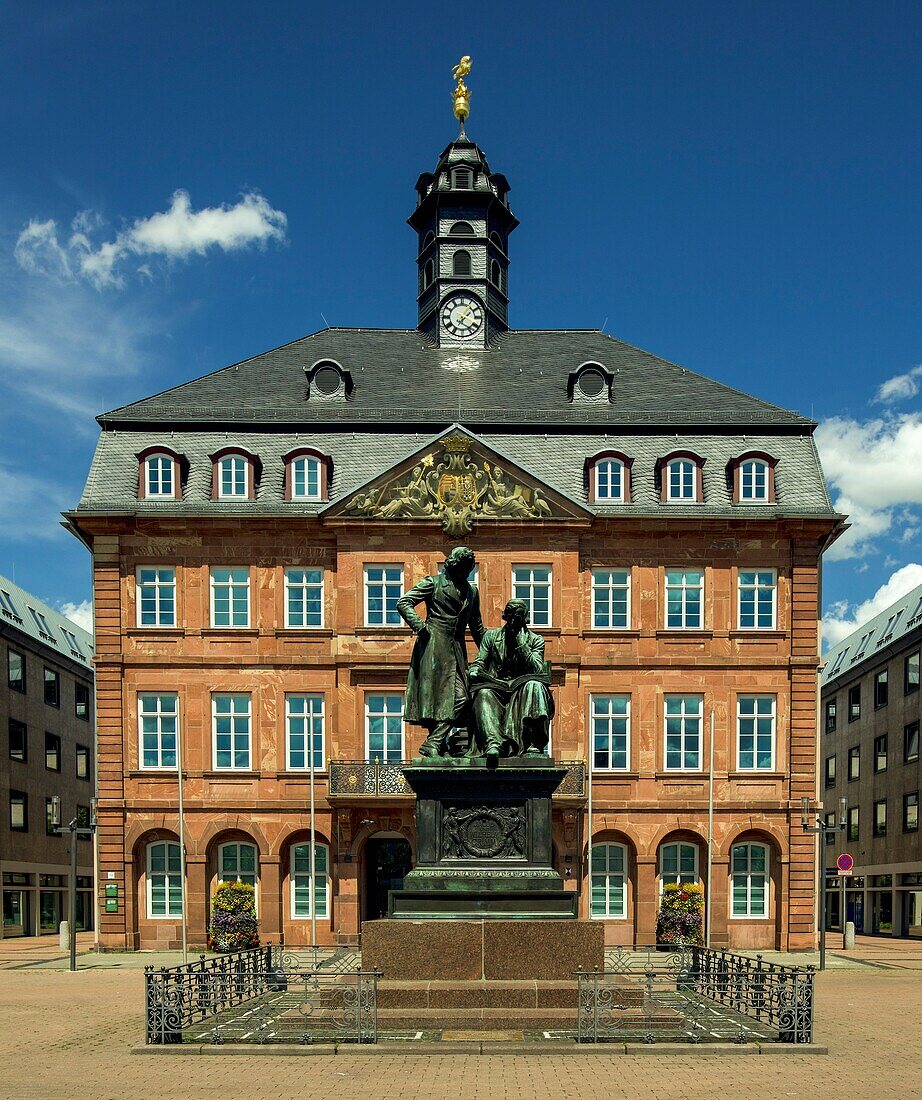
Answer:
1, 576, 95, 938
821, 581, 922, 938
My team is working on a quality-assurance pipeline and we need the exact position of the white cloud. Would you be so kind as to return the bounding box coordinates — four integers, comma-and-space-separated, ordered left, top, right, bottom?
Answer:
58, 598, 93, 635
13, 218, 73, 280
823, 562, 922, 647
15, 189, 287, 289
816, 413, 922, 559
876, 365, 922, 404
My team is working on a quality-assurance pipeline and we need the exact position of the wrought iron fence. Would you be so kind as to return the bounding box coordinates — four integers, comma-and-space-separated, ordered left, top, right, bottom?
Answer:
329, 759, 586, 797
145, 947, 379, 1045
579, 945, 814, 1045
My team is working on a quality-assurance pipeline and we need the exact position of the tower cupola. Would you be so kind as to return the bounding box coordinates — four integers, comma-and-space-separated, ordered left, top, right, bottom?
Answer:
408, 58, 518, 348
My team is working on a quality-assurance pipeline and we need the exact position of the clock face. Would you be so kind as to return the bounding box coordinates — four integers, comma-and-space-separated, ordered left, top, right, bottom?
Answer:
441, 294, 484, 338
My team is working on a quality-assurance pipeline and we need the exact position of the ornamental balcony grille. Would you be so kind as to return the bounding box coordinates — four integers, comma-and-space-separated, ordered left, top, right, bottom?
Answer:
328, 759, 586, 798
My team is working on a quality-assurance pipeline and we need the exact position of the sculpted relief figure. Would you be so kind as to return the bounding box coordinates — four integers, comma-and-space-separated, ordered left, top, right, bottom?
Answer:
468, 598, 554, 763
397, 546, 484, 758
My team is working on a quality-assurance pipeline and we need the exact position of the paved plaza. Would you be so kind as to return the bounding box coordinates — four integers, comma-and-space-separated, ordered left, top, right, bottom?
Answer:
0, 937, 920, 1098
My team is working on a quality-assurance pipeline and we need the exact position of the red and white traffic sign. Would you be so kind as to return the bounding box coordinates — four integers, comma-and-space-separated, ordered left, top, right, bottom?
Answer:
836, 853, 854, 876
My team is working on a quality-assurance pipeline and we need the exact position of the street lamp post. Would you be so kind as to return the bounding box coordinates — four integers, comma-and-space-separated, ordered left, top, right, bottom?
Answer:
801, 795, 847, 971
50, 796, 97, 973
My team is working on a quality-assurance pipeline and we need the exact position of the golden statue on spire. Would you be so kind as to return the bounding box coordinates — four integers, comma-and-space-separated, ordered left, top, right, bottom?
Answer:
452, 55, 472, 122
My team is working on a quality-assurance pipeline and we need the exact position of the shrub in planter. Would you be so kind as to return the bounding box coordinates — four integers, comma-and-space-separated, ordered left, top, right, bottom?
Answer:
656, 881, 704, 946
207, 881, 259, 952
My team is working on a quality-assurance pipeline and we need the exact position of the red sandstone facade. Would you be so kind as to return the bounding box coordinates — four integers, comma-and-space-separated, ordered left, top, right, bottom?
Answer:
81, 512, 832, 952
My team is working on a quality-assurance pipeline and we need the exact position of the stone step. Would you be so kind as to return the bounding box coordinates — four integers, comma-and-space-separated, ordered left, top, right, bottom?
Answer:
375, 1006, 681, 1031
377, 977, 646, 1010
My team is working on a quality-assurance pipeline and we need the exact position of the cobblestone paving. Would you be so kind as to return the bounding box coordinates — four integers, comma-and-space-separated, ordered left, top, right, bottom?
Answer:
1, 962, 922, 1099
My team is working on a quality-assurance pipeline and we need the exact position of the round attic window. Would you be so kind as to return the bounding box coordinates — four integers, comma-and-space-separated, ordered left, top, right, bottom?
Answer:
577, 368, 606, 398
313, 365, 342, 395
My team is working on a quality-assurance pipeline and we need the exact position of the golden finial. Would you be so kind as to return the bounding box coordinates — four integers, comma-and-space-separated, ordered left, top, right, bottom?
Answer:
452, 55, 472, 123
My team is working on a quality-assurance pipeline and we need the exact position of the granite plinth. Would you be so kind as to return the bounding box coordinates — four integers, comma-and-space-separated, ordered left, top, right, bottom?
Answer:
362, 919, 604, 981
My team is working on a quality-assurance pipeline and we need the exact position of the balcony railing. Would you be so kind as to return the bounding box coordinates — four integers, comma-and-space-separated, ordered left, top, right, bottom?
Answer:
329, 759, 586, 798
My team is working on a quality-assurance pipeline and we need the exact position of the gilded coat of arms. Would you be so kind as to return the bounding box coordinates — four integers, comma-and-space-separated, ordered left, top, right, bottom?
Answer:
346, 433, 554, 536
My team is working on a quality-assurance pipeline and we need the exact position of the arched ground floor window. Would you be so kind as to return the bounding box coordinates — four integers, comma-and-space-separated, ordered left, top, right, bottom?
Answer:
590, 842, 627, 918
147, 840, 182, 918
730, 842, 770, 918
290, 842, 330, 919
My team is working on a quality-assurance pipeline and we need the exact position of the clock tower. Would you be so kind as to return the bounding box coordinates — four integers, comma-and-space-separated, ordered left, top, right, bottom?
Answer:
409, 59, 518, 348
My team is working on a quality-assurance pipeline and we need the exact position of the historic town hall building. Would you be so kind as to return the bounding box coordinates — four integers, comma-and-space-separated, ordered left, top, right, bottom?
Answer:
68, 109, 842, 952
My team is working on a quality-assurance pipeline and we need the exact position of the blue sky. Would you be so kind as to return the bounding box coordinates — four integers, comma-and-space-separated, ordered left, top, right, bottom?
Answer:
0, 0, 919, 641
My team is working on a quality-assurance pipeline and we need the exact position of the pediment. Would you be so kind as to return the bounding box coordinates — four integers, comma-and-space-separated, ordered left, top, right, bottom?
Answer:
323, 427, 591, 536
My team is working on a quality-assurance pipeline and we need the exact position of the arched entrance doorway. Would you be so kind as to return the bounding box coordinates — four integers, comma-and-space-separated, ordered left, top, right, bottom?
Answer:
364, 836, 412, 921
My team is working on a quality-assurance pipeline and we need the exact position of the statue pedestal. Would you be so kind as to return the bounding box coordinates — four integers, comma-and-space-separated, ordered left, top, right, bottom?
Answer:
387, 756, 577, 920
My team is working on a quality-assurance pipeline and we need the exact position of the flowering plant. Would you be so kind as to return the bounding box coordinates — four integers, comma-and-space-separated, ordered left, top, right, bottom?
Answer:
207, 881, 259, 952
656, 881, 704, 946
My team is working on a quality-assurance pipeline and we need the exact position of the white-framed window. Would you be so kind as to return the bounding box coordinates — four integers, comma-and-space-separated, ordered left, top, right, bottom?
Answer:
594, 459, 624, 502
139, 693, 179, 770
730, 843, 769, 917
291, 842, 329, 918
219, 841, 258, 887
212, 694, 252, 770
145, 454, 175, 498
210, 567, 250, 628
666, 458, 696, 501
590, 843, 627, 918
737, 695, 776, 771
286, 694, 325, 771
137, 567, 176, 627
365, 694, 404, 763
664, 694, 703, 771
591, 569, 630, 629
285, 568, 324, 628
665, 569, 703, 629
291, 455, 322, 500
591, 695, 630, 771
147, 841, 183, 917
512, 565, 552, 627
738, 570, 777, 629
660, 842, 699, 887
218, 454, 249, 499
740, 459, 770, 502
364, 565, 404, 627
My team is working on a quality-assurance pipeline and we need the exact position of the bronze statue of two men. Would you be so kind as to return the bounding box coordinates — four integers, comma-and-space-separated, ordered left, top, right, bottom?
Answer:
397, 546, 554, 762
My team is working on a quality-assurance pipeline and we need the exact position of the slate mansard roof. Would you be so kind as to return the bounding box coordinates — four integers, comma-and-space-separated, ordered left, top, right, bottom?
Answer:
0, 572, 94, 669
822, 581, 922, 690
98, 328, 814, 429
74, 327, 836, 521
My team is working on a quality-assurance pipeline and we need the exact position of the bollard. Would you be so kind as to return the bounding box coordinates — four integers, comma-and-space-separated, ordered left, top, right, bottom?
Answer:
844, 921, 856, 949
59, 920, 70, 952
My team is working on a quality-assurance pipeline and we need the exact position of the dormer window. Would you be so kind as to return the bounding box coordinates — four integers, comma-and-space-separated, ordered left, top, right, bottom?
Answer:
453, 249, 472, 276
305, 359, 351, 401
284, 448, 330, 502
659, 452, 704, 503
137, 447, 182, 500
451, 167, 473, 190
587, 451, 632, 504
568, 362, 613, 403
211, 448, 257, 501
449, 221, 474, 235
731, 452, 777, 504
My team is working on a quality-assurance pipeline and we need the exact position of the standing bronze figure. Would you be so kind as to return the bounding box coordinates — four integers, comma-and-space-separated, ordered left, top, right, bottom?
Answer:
397, 546, 485, 757
469, 598, 554, 763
